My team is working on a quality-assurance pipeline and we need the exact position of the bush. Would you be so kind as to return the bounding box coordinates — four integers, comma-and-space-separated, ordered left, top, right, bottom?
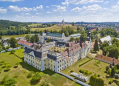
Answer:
41, 81, 49, 86
21, 46, 24, 49
109, 80, 113, 84
10, 50, 15, 54
117, 81, 119, 86
70, 70, 74, 73
31, 72, 41, 82
27, 72, 32, 78
98, 75, 100, 77
79, 69, 85, 73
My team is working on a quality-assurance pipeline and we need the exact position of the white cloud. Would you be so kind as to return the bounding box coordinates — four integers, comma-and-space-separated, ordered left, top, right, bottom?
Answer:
83, 4, 102, 12
69, 0, 103, 4
0, 0, 23, 2
104, 1, 109, 4
118, 0, 119, 4
71, 7, 82, 12
53, 5, 66, 12
111, 5, 119, 12
0, 7, 7, 13
46, 6, 49, 8
46, 12, 51, 13
8, 5, 43, 12
21, 13, 30, 15
62, 0, 69, 6
71, 4, 102, 13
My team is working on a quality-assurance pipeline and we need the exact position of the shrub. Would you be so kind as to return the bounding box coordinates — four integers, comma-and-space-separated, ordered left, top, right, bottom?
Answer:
98, 75, 100, 77
41, 81, 49, 86
70, 70, 73, 72
109, 80, 113, 84
117, 81, 119, 86
4, 78, 17, 86
31, 72, 41, 82
21, 46, 24, 49
79, 69, 85, 73
10, 50, 15, 54
27, 72, 32, 78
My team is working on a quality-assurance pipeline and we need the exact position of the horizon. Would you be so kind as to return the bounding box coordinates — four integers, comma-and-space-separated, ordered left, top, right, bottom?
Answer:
0, 0, 119, 22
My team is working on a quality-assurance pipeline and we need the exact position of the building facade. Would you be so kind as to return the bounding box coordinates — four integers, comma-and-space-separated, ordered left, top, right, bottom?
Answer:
23, 32, 91, 72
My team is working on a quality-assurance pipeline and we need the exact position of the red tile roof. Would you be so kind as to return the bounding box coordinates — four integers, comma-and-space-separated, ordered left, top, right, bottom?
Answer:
18, 40, 33, 46
95, 55, 119, 65
66, 42, 81, 54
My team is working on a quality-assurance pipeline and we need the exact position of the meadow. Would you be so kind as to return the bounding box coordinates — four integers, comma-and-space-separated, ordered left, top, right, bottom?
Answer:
0, 49, 81, 86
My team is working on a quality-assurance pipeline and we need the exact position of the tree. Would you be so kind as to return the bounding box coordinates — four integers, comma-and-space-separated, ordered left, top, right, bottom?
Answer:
93, 39, 99, 52
8, 37, 17, 48
91, 32, 94, 41
10, 50, 15, 54
72, 22, 75, 26
69, 37, 75, 42
46, 38, 51, 43
111, 67, 116, 76
0, 35, 2, 40
75, 37, 79, 41
108, 44, 119, 59
27, 72, 32, 78
106, 66, 109, 72
31, 72, 41, 82
107, 68, 111, 75
65, 31, 69, 37
34, 34, 39, 43
41, 80, 49, 86
96, 27, 98, 31
30, 35, 35, 43
25, 35, 30, 42
80, 31, 87, 42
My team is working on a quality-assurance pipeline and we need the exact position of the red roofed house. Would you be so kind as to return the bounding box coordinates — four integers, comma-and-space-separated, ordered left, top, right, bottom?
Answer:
18, 40, 33, 47
95, 55, 119, 65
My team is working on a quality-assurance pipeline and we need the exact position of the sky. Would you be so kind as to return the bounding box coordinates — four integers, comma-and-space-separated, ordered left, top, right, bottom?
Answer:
0, 0, 119, 22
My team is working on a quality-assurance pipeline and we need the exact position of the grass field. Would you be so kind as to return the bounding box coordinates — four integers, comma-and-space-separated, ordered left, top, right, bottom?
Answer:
62, 57, 119, 86
30, 25, 84, 31
0, 49, 81, 86
2, 34, 29, 39
28, 23, 42, 27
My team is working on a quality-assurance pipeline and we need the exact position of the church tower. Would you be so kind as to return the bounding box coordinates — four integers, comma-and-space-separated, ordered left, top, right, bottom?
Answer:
86, 31, 91, 53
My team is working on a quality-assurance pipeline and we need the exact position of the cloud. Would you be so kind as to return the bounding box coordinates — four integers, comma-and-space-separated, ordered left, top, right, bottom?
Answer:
118, 0, 119, 4
46, 6, 49, 8
104, 1, 109, 4
8, 5, 43, 12
62, 0, 69, 6
0, 0, 23, 2
71, 7, 82, 12
71, 4, 102, 13
69, 0, 103, 4
46, 12, 51, 13
21, 13, 30, 15
53, 5, 66, 12
0, 7, 7, 13
111, 5, 119, 12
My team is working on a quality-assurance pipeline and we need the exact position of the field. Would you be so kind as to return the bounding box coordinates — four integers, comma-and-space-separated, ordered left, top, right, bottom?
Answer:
62, 58, 119, 86
30, 25, 84, 31
0, 49, 81, 86
28, 23, 42, 27
2, 34, 29, 39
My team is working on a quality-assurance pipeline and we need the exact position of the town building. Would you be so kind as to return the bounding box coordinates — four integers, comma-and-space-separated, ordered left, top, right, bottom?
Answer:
99, 36, 112, 45
18, 40, 33, 47
23, 32, 91, 72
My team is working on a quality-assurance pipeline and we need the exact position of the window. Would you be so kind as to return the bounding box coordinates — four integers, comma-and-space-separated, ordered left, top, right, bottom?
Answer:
54, 66, 55, 68
58, 66, 59, 68
60, 60, 61, 62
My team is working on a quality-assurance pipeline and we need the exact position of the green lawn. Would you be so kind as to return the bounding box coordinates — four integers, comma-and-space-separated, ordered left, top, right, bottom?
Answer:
2, 34, 29, 39
62, 57, 119, 86
0, 49, 81, 86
